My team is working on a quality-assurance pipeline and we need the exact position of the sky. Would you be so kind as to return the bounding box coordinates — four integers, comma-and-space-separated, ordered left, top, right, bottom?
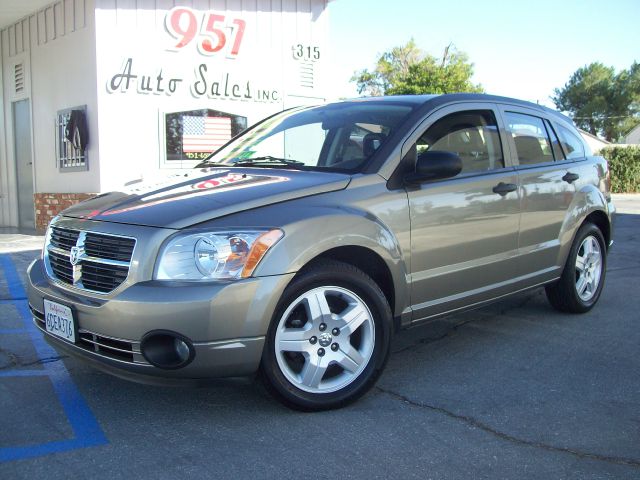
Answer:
326, 0, 640, 107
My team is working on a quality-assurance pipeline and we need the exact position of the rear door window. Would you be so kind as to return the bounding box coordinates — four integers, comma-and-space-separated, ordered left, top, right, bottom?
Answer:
544, 120, 565, 161
504, 112, 554, 166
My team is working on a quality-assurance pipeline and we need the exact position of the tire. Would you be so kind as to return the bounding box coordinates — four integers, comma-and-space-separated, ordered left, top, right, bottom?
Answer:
545, 222, 607, 313
260, 260, 392, 411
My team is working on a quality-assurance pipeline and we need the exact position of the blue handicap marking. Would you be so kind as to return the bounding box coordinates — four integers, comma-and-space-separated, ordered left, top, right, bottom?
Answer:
0, 254, 108, 462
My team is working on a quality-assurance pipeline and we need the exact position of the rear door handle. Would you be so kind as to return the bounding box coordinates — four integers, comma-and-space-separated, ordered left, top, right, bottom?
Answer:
492, 182, 518, 196
563, 172, 579, 183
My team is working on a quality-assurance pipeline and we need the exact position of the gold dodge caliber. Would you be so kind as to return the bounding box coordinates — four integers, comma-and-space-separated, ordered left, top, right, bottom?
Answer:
28, 94, 615, 410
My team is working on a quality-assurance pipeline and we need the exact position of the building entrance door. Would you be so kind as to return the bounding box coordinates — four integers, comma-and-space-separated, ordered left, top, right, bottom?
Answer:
13, 99, 34, 229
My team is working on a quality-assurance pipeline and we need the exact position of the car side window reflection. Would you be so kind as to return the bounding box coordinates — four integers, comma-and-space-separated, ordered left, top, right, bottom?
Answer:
504, 111, 555, 166
544, 119, 566, 161
416, 110, 504, 175
556, 124, 588, 159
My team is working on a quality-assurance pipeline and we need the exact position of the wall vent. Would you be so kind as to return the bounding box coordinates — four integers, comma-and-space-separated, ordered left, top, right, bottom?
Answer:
299, 62, 314, 88
14, 63, 25, 94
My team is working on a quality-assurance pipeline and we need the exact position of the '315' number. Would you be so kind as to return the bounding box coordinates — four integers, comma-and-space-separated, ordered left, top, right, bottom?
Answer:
292, 44, 320, 61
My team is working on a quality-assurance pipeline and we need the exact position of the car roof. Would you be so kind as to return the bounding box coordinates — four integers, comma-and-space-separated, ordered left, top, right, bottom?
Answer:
335, 93, 573, 124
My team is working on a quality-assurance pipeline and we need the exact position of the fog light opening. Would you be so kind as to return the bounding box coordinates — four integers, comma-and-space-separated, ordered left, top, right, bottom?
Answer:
140, 331, 195, 370
174, 338, 190, 363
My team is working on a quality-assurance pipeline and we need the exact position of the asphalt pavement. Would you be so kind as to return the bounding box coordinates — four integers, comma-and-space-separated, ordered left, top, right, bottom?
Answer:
0, 195, 638, 479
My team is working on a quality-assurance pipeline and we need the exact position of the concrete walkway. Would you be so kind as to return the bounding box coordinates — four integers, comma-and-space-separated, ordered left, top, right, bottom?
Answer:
0, 228, 45, 253
612, 193, 640, 214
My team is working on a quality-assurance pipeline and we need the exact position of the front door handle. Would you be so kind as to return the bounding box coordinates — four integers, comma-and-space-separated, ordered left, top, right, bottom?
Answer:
563, 172, 579, 184
492, 182, 518, 196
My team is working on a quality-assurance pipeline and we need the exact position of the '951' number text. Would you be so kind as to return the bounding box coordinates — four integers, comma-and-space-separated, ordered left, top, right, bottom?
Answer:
165, 7, 246, 57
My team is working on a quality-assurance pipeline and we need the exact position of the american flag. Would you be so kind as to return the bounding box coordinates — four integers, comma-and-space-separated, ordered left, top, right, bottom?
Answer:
182, 116, 232, 153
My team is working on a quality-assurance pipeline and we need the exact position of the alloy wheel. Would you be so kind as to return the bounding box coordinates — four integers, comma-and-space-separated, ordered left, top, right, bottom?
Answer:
274, 286, 375, 394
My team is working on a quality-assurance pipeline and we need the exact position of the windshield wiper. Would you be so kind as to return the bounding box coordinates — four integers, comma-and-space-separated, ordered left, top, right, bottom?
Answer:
193, 159, 229, 168
232, 156, 306, 168
195, 156, 306, 169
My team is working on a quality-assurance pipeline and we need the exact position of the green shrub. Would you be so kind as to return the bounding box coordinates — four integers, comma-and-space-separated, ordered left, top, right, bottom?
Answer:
598, 146, 640, 193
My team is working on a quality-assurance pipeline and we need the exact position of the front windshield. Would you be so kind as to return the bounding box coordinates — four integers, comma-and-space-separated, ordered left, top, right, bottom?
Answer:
202, 102, 415, 172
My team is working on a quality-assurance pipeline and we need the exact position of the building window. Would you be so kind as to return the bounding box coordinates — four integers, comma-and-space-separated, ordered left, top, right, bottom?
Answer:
56, 106, 88, 171
164, 108, 247, 167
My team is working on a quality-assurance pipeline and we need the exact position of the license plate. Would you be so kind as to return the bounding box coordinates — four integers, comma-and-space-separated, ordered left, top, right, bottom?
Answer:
44, 299, 76, 343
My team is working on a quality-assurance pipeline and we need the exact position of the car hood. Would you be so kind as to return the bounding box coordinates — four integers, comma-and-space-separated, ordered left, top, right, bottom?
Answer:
61, 167, 351, 229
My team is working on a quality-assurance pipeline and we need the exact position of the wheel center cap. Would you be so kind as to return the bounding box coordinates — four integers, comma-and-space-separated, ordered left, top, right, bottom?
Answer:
318, 332, 332, 347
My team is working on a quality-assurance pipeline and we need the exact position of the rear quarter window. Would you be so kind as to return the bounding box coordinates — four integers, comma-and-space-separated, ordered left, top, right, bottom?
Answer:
556, 124, 589, 159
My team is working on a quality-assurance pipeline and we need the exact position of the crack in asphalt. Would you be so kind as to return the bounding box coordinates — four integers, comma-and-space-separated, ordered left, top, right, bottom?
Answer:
21, 355, 69, 366
375, 386, 640, 469
383, 289, 640, 469
0, 347, 68, 370
0, 348, 19, 369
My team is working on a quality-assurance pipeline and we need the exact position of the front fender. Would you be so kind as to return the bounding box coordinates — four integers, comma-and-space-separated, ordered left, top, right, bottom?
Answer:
255, 206, 410, 318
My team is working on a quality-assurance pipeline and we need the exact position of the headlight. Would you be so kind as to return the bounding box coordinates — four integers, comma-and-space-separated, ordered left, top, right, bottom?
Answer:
155, 229, 283, 281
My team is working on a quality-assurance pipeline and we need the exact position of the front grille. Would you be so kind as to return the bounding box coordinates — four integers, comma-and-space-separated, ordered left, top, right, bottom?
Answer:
81, 262, 129, 293
50, 227, 80, 250
31, 306, 147, 365
45, 225, 136, 294
48, 249, 74, 284
84, 233, 135, 262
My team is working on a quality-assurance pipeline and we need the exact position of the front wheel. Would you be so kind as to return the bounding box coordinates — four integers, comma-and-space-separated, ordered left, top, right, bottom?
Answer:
260, 261, 392, 411
545, 222, 607, 313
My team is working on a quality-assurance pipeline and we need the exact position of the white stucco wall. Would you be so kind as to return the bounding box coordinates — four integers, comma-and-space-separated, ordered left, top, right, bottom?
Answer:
94, 0, 330, 191
1, 0, 330, 226
29, 0, 100, 193
0, 0, 100, 226
0, 38, 9, 226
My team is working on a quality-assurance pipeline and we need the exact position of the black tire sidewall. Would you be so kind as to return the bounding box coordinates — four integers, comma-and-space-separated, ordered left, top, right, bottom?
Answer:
565, 223, 607, 311
261, 262, 392, 410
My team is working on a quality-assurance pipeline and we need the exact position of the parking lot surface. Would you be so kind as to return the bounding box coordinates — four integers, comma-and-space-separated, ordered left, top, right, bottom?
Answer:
1, 195, 639, 479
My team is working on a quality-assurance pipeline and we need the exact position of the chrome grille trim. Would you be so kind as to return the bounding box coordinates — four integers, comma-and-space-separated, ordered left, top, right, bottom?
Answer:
78, 330, 147, 364
44, 224, 136, 294
47, 245, 130, 267
79, 335, 136, 355
31, 308, 149, 365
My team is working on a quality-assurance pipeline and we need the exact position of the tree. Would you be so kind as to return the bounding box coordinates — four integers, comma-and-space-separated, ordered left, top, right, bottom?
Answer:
352, 41, 483, 97
552, 62, 640, 142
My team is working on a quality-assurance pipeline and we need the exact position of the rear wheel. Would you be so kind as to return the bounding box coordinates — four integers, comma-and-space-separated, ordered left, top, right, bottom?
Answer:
545, 222, 607, 313
260, 261, 392, 411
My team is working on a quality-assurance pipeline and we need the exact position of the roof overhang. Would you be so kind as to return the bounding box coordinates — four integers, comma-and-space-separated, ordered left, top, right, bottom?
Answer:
1, 0, 58, 30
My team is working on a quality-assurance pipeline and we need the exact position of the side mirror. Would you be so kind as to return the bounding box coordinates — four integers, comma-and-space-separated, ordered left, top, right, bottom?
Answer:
405, 150, 462, 184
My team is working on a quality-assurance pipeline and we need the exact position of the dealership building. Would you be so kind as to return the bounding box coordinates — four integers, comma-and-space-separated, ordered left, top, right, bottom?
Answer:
0, 0, 330, 231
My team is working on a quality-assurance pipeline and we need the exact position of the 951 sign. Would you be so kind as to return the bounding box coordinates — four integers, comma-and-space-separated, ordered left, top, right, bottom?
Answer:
165, 6, 246, 57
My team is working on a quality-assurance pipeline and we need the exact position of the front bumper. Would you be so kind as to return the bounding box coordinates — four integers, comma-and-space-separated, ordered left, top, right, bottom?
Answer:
27, 258, 294, 381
